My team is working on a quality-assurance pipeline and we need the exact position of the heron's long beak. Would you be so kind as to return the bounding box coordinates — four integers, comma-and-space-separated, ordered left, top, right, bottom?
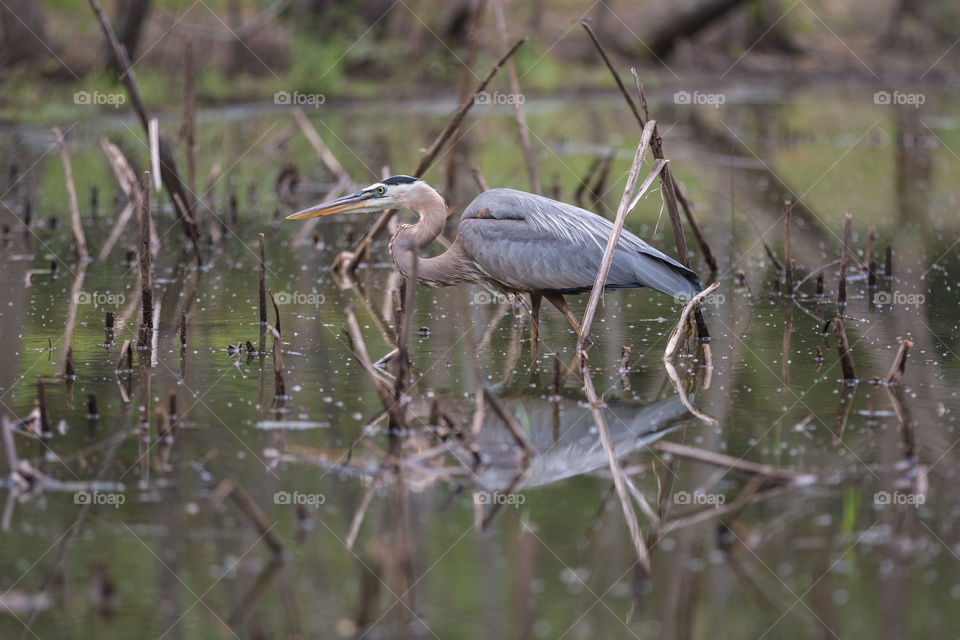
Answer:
286, 189, 375, 219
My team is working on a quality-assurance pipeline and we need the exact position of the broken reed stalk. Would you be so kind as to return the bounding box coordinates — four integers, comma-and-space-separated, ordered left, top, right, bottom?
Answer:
864, 226, 875, 276
268, 290, 281, 336
552, 351, 561, 396
181, 41, 197, 215
65, 346, 75, 379
155, 404, 171, 441
392, 245, 417, 408
481, 387, 535, 457
271, 329, 285, 398
884, 245, 893, 278
258, 233, 267, 325
655, 440, 814, 483
833, 317, 857, 382
885, 339, 914, 385
291, 107, 351, 185
2, 415, 19, 473
575, 29, 714, 274
663, 282, 721, 360
53, 127, 88, 260
344, 307, 395, 410
116, 339, 132, 371
581, 365, 650, 573
137, 172, 153, 348
36, 377, 50, 436
341, 37, 527, 273
492, 0, 539, 194
838, 213, 851, 309
88, 0, 203, 264
211, 479, 284, 556
816, 272, 824, 296
783, 200, 793, 297
179, 310, 187, 347
577, 120, 662, 353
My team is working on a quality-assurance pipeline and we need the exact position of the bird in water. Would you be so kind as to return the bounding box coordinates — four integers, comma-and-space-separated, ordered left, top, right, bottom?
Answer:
288, 175, 701, 339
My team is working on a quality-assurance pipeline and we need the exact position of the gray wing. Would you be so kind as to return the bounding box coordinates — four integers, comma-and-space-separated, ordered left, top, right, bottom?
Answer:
457, 188, 701, 297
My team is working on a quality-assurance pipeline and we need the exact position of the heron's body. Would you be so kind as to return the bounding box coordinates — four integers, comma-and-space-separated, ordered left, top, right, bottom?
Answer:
289, 176, 701, 334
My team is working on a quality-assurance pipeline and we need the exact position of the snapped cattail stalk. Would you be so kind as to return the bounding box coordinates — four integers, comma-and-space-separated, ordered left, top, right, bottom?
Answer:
179, 310, 187, 347
137, 172, 153, 348
838, 213, 852, 309
885, 339, 914, 385
116, 339, 132, 371
36, 377, 50, 436
783, 200, 793, 297
884, 245, 893, 278
65, 346, 76, 379
833, 318, 857, 383
258, 233, 267, 325
53, 127, 89, 260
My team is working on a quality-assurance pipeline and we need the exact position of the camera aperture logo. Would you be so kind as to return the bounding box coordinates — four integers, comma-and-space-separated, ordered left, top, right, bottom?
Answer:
873, 90, 925, 108
674, 490, 725, 506
474, 91, 525, 105
75, 291, 126, 307
74, 90, 126, 108
274, 91, 325, 108
874, 491, 924, 507
74, 491, 125, 508
674, 291, 724, 307
474, 491, 525, 507
873, 291, 924, 306
274, 490, 325, 506
472, 291, 510, 305
674, 91, 725, 108
273, 291, 325, 307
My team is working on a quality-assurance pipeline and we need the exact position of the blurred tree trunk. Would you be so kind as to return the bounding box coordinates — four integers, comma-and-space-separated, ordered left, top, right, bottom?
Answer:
894, 105, 934, 223
632, 0, 753, 58
108, 0, 152, 65
0, 0, 48, 65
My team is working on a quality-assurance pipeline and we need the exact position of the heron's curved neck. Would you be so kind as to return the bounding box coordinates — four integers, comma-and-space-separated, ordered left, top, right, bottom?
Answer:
390, 187, 448, 282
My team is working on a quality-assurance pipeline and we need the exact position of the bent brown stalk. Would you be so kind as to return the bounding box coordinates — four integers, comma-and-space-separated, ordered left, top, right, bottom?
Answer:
577, 120, 662, 354
53, 127, 88, 260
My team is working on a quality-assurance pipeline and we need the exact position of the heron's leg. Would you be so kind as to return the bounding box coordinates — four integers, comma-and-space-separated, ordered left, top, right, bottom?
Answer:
529, 293, 542, 342
543, 293, 582, 335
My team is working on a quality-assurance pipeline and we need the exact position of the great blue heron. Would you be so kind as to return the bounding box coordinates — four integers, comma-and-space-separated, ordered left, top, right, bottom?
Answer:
288, 176, 701, 336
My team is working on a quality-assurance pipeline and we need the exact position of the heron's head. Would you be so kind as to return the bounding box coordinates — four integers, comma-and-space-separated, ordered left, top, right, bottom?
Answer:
286, 175, 430, 219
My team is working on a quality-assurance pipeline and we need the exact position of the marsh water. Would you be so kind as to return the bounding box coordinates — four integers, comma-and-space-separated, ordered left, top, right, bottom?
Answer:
2, 84, 960, 638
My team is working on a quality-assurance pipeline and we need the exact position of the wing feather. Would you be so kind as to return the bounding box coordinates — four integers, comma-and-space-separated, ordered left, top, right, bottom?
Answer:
457, 189, 701, 297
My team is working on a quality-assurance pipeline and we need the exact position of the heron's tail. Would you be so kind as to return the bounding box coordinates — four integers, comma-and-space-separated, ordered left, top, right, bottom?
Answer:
634, 254, 702, 302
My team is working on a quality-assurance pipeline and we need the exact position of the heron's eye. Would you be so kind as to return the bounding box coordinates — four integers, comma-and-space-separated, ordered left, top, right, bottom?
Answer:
376, 186, 386, 195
